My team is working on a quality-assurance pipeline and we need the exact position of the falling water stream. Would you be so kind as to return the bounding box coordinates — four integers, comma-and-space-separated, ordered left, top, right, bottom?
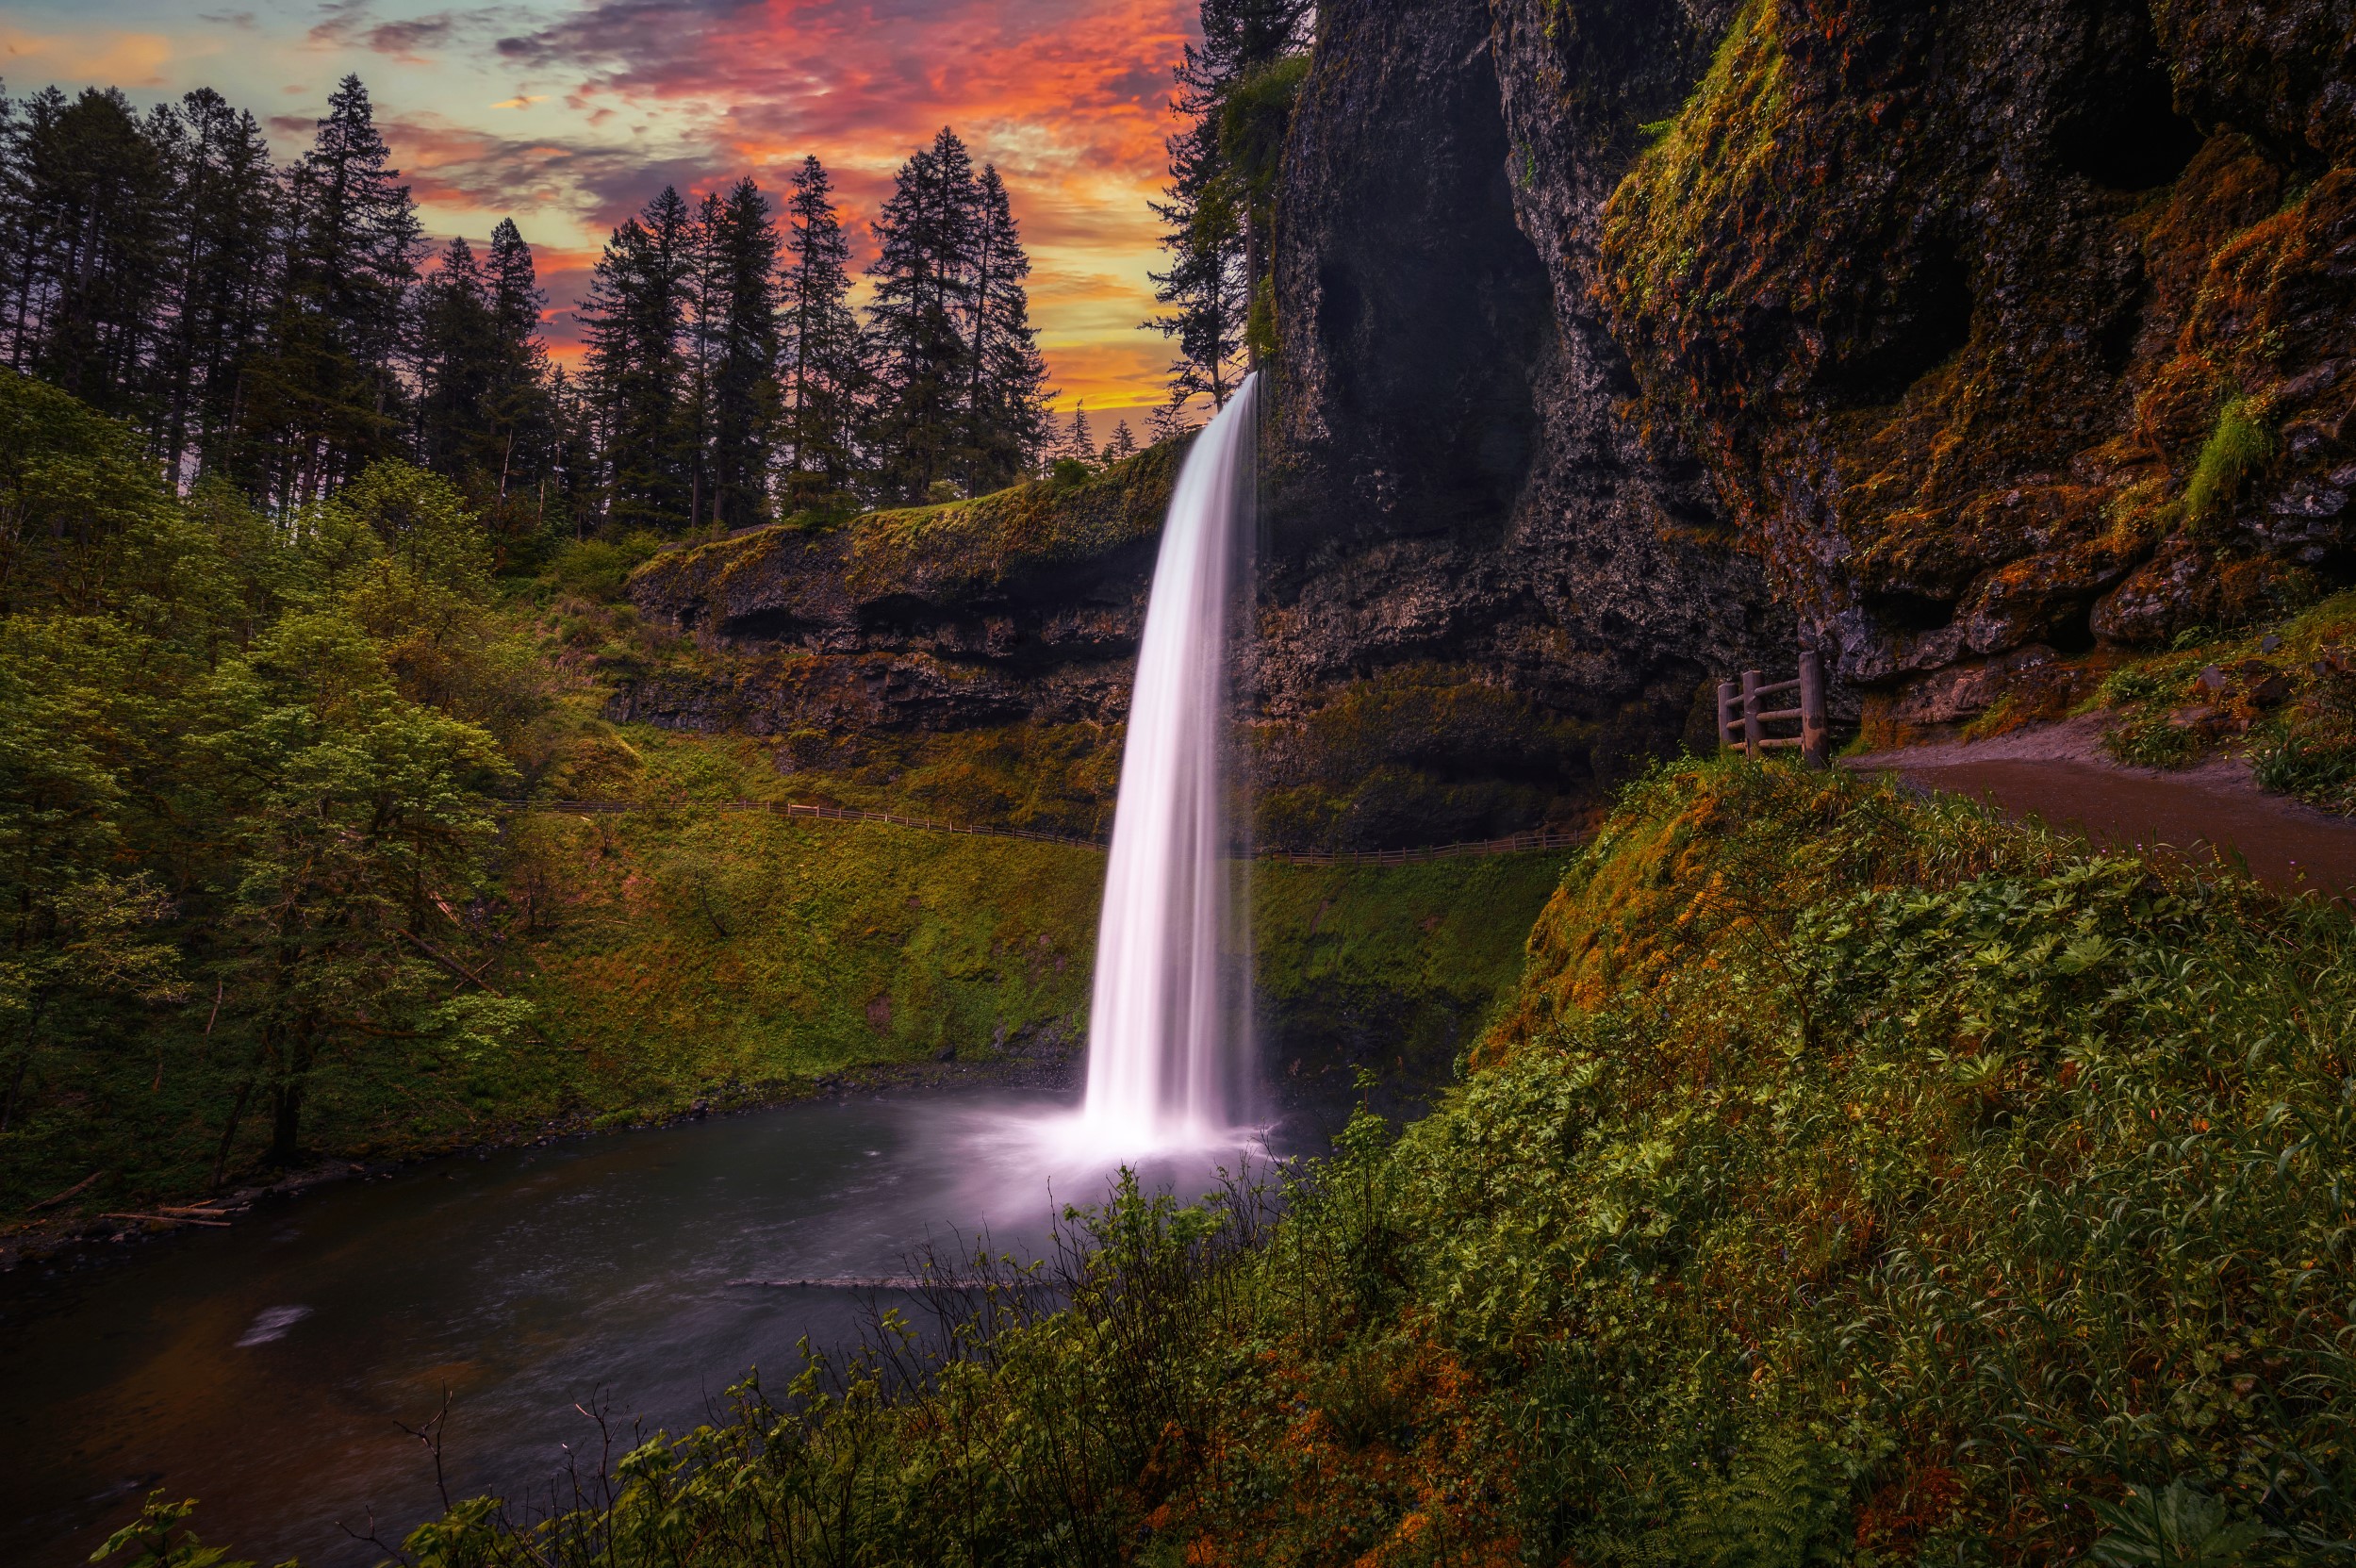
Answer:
1079, 372, 1260, 1148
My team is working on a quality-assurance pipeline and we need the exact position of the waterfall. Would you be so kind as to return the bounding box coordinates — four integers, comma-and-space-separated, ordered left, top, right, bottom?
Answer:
1079, 373, 1260, 1149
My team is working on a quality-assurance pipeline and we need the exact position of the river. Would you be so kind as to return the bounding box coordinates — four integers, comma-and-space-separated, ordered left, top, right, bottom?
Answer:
1, 1085, 1297, 1567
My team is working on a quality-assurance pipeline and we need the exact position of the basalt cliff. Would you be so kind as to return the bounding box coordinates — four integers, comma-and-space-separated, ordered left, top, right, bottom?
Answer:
622, 0, 2356, 835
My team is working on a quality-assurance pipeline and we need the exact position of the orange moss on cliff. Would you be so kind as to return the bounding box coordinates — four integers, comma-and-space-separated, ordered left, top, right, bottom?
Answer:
1594, 0, 2356, 720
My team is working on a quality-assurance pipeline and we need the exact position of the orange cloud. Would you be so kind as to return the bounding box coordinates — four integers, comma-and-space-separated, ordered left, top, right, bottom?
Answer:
1, 25, 184, 87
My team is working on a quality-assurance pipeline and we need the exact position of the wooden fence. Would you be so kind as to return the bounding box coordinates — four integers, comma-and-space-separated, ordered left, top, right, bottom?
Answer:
507, 798, 1585, 867
1719, 651, 1831, 767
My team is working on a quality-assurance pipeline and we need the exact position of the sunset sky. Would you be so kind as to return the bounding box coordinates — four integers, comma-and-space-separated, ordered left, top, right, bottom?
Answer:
1, 0, 1202, 419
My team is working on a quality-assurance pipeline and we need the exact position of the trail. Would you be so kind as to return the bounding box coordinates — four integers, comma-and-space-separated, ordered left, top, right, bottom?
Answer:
1853, 714, 2356, 899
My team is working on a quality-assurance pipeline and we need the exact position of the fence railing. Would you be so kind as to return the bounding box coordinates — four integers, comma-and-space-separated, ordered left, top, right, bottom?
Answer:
506, 798, 1586, 866
1719, 651, 1830, 767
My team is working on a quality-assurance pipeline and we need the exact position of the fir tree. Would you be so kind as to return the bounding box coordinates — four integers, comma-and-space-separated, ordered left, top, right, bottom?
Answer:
583, 186, 696, 531
416, 235, 495, 477
242, 74, 422, 508
865, 127, 979, 503
1146, 0, 1312, 409
3, 87, 170, 419
481, 219, 552, 506
152, 89, 278, 487
779, 155, 863, 510
544, 362, 600, 539
1145, 112, 1245, 416
963, 164, 1049, 493
1060, 403, 1094, 466
1102, 420, 1139, 463
698, 177, 782, 531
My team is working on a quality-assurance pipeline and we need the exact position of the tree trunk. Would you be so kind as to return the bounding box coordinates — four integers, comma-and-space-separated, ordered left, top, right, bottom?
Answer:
266, 1026, 317, 1166
211, 1036, 266, 1188
268, 1076, 305, 1166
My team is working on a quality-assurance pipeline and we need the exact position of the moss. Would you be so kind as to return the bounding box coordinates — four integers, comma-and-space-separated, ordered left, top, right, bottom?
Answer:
1590, 0, 2356, 677
1253, 851, 1570, 1096
2183, 394, 2276, 529
1251, 664, 1600, 852
621, 436, 1188, 619
847, 437, 1187, 602
1601, 0, 1788, 329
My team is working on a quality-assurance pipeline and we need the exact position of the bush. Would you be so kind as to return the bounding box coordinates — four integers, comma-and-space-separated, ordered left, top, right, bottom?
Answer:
547, 533, 663, 603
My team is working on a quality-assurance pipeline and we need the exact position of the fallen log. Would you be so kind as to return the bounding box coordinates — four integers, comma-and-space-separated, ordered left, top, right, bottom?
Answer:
101, 1212, 232, 1229
729, 1276, 928, 1291
27, 1170, 103, 1212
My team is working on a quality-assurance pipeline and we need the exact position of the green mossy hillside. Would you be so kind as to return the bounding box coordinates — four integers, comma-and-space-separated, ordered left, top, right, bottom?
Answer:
1255, 850, 1566, 1100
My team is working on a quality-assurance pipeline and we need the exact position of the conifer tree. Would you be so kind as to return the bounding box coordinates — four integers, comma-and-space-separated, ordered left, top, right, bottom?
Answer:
415, 223, 551, 557
153, 89, 278, 487
1147, 0, 1311, 410
242, 74, 422, 508
698, 177, 782, 530
963, 164, 1049, 493
481, 219, 552, 504
544, 363, 600, 538
1145, 112, 1244, 415
1060, 403, 1094, 466
416, 235, 495, 476
2, 87, 170, 419
866, 127, 979, 502
1102, 419, 1139, 462
779, 155, 863, 510
583, 186, 696, 530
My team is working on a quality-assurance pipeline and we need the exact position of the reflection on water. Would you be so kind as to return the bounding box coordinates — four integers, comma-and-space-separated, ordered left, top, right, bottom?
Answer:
0, 1086, 1290, 1568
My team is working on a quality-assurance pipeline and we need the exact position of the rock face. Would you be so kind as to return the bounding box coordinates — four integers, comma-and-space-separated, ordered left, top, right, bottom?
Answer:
1261, 0, 1787, 761
618, 442, 1184, 736
1572, 0, 2356, 726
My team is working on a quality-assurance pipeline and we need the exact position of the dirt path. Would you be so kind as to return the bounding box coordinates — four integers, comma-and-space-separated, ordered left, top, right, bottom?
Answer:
1851, 714, 2356, 900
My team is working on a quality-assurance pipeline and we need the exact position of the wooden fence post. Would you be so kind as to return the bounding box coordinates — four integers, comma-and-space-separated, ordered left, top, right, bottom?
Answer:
1717, 680, 1739, 753
1799, 649, 1829, 768
1741, 669, 1763, 760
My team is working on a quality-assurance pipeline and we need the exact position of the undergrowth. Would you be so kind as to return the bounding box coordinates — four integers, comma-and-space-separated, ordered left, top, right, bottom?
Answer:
126, 756, 2356, 1565
2090, 588, 2356, 804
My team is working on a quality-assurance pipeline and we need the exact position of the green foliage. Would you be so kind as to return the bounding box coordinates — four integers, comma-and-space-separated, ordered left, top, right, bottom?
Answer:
2087, 588, 2356, 802
1253, 851, 1565, 1097
89, 1492, 269, 1568
0, 381, 540, 1200
2250, 726, 2356, 811
2184, 397, 2276, 531
2088, 1480, 2272, 1567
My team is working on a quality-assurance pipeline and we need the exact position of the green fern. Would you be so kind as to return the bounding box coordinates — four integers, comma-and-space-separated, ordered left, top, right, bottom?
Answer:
2088, 1480, 2271, 1567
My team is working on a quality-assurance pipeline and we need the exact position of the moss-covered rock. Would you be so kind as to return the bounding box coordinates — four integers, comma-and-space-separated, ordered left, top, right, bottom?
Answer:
616, 445, 1185, 734
1266, 0, 1788, 790
1579, 0, 2356, 719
